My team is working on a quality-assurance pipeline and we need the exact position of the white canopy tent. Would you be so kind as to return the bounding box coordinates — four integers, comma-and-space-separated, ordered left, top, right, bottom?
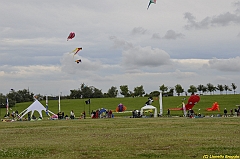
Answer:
140, 105, 157, 117
19, 99, 55, 119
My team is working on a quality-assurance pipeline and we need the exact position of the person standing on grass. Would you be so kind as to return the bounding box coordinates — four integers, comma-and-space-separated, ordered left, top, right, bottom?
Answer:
167, 109, 170, 117
70, 110, 75, 119
224, 108, 227, 117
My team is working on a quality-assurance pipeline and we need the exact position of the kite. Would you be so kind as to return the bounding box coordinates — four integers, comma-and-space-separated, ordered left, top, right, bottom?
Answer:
70, 48, 82, 56
169, 95, 200, 111
147, 0, 156, 10
67, 32, 75, 41
75, 59, 82, 64
206, 102, 220, 111
116, 103, 127, 112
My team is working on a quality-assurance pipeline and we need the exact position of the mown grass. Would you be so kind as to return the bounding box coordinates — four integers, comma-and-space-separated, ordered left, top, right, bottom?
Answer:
0, 117, 240, 159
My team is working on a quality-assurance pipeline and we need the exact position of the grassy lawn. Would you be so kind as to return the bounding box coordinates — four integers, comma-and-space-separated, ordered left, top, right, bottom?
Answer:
0, 95, 240, 159
2, 94, 239, 118
0, 117, 240, 159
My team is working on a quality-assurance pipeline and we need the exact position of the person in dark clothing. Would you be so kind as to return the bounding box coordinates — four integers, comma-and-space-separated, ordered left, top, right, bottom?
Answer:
167, 109, 170, 117
224, 108, 227, 117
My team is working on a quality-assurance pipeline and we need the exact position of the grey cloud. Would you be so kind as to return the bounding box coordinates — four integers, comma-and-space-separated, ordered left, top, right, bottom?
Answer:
152, 30, 184, 40
122, 46, 172, 69
207, 57, 240, 72
237, 32, 240, 37
162, 30, 184, 40
109, 36, 133, 50
184, 11, 240, 29
233, 1, 240, 13
211, 12, 240, 26
151, 33, 161, 39
184, 12, 211, 29
131, 27, 147, 35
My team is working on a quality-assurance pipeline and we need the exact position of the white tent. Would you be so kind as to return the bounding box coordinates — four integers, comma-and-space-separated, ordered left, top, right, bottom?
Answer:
140, 105, 157, 117
19, 99, 55, 119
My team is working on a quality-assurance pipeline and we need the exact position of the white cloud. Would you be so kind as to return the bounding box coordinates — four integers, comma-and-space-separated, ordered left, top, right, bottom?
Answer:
0, 0, 240, 95
206, 57, 240, 72
122, 46, 171, 69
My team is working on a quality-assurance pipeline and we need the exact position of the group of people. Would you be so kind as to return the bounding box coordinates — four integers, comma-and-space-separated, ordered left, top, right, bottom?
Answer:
53, 110, 86, 120
224, 107, 240, 117
91, 109, 113, 118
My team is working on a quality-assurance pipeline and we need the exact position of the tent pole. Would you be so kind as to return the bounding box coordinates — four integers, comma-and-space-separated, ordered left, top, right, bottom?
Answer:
159, 92, 163, 116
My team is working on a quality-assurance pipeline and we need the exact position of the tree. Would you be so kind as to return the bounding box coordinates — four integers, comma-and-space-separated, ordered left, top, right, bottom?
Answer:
187, 85, 197, 95
167, 87, 174, 96
70, 89, 81, 99
133, 85, 145, 97
107, 86, 118, 98
92, 87, 103, 98
80, 83, 93, 98
216, 84, 224, 95
159, 84, 168, 94
231, 83, 237, 94
120, 85, 130, 97
224, 85, 232, 95
175, 84, 184, 96
149, 91, 160, 97
0, 93, 6, 108
202, 86, 207, 95
17, 89, 34, 102
197, 84, 204, 95
206, 83, 215, 95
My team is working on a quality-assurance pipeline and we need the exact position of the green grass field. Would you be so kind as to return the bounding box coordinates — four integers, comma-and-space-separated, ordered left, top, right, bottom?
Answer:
0, 95, 240, 159
0, 118, 240, 159
1, 94, 239, 118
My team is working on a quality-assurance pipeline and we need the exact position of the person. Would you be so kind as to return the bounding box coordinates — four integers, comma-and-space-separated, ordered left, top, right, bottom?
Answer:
83, 111, 86, 119
108, 110, 112, 118
224, 108, 227, 117
167, 109, 170, 117
198, 113, 201, 117
27, 112, 31, 121
230, 109, 233, 116
234, 109, 238, 117
70, 110, 75, 119
132, 110, 136, 118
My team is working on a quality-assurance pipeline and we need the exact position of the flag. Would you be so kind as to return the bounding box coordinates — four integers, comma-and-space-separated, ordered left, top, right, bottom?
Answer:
6, 98, 9, 114
85, 99, 90, 104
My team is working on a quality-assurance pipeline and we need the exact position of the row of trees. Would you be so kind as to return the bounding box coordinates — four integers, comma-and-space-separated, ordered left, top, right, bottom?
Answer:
69, 83, 237, 99
164, 83, 237, 96
0, 83, 237, 108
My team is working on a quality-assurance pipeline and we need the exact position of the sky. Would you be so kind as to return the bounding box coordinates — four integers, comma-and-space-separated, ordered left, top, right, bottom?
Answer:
1, 0, 240, 96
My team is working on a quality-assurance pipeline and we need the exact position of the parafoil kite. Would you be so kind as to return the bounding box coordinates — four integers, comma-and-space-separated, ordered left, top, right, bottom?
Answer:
67, 32, 75, 41
147, 0, 156, 10
75, 59, 82, 64
116, 103, 127, 112
206, 102, 220, 111
70, 48, 82, 56
169, 95, 200, 111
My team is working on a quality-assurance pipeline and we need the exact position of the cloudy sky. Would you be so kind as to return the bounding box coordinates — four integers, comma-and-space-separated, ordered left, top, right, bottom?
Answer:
1, 0, 240, 96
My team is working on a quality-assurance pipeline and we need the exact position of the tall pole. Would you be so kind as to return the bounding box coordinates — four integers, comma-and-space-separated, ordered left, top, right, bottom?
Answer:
182, 102, 187, 117
58, 94, 61, 113
159, 92, 163, 116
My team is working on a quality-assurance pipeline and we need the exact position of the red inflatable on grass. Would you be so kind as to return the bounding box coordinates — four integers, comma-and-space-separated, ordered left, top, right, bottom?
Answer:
170, 95, 200, 111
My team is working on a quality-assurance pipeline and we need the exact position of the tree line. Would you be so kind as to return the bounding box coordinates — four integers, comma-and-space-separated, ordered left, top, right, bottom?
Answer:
0, 83, 237, 108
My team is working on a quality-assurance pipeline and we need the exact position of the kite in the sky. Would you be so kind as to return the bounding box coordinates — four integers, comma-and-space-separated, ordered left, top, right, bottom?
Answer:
147, 0, 156, 10
70, 48, 82, 56
67, 32, 75, 41
75, 59, 82, 64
